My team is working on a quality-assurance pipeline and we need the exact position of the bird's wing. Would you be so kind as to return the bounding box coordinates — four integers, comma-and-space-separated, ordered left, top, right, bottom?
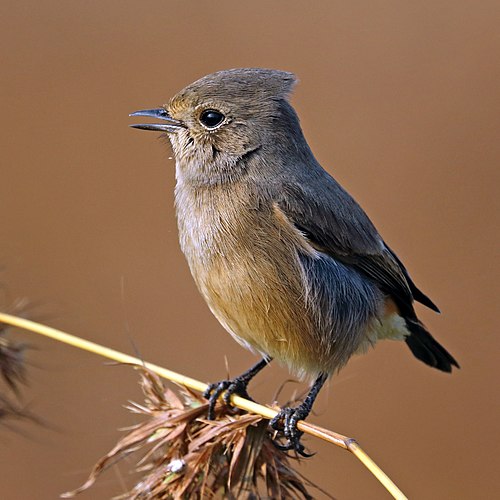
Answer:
275, 175, 439, 316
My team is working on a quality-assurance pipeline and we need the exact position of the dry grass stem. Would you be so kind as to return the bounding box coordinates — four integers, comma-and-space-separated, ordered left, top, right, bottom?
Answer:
0, 312, 407, 499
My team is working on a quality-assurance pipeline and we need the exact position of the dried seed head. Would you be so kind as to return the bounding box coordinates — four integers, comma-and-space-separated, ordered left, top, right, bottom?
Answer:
63, 367, 333, 499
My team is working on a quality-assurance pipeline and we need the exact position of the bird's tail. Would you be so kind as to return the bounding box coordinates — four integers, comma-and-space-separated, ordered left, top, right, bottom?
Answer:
404, 318, 459, 372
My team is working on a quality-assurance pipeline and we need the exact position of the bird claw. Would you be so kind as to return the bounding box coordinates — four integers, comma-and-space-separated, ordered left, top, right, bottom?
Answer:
270, 405, 315, 457
203, 377, 252, 420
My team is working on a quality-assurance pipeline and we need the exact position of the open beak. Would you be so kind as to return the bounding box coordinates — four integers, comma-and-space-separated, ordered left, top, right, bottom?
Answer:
129, 108, 185, 132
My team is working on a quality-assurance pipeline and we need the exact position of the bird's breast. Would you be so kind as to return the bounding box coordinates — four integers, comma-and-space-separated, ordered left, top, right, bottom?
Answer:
174, 181, 333, 376
173, 181, 390, 377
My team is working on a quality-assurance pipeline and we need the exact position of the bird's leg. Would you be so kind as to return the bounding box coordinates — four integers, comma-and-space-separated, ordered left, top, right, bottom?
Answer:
270, 373, 328, 457
203, 357, 272, 420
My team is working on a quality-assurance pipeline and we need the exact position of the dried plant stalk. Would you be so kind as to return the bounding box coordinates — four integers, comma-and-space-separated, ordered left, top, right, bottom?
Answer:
0, 312, 407, 499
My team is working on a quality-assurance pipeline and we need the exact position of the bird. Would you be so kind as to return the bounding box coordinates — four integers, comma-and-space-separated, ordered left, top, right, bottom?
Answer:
130, 68, 459, 455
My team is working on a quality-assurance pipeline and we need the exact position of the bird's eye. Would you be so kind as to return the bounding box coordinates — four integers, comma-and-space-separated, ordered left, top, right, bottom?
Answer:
199, 109, 225, 129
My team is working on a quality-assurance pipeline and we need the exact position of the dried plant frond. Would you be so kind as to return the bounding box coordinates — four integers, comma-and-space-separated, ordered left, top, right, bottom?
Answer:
0, 329, 29, 395
0, 297, 37, 396
63, 367, 333, 500
0, 296, 42, 428
0, 393, 43, 432
0, 394, 26, 421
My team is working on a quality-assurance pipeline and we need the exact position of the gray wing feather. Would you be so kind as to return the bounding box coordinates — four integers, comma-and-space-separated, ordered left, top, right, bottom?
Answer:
275, 169, 434, 317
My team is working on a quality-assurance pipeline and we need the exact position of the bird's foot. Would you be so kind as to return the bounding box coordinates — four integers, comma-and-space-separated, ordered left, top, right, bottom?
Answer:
203, 358, 271, 420
270, 403, 314, 457
203, 376, 253, 420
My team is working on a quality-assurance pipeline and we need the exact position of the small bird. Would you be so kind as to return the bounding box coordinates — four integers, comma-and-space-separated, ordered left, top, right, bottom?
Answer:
130, 68, 458, 454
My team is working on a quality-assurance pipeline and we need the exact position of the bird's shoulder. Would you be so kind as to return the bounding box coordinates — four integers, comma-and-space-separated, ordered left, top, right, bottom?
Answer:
268, 165, 438, 314
271, 165, 383, 256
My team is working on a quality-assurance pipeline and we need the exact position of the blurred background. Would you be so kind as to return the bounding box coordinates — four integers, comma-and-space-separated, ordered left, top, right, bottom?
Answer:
1, 1, 498, 498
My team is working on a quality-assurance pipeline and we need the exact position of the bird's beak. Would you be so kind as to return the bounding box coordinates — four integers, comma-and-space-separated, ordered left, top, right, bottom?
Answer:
129, 108, 185, 132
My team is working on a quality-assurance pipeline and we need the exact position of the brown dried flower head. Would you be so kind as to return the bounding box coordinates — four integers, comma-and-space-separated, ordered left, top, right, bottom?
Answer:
63, 367, 333, 499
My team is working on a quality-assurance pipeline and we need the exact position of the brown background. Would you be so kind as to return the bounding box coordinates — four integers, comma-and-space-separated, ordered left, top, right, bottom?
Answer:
1, 1, 498, 499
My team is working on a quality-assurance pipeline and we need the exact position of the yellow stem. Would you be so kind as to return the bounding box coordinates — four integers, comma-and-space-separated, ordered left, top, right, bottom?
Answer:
0, 311, 407, 499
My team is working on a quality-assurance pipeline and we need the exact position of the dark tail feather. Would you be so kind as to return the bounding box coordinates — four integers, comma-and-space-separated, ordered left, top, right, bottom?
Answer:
384, 244, 441, 313
410, 286, 440, 313
405, 319, 459, 372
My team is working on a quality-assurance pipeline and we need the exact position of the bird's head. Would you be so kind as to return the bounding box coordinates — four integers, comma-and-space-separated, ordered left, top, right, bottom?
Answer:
130, 68, 299, 185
